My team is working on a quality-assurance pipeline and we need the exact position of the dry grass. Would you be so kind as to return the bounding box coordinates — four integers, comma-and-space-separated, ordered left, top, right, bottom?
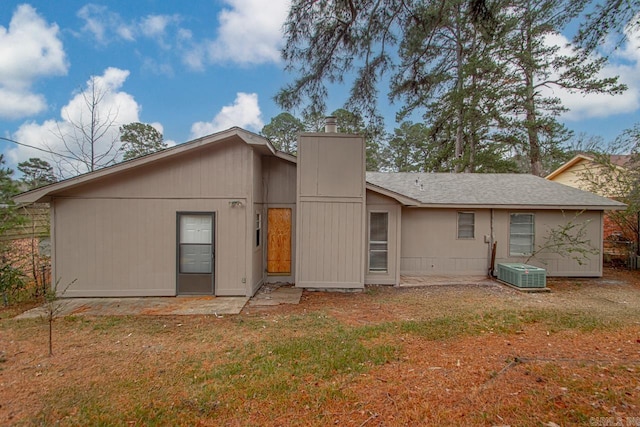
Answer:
1, 267, 640, 426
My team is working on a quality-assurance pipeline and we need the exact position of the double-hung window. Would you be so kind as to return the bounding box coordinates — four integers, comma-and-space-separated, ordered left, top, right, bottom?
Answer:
509, 213, 534, 256
369, 212, 388, 272
457, 212, 475, 239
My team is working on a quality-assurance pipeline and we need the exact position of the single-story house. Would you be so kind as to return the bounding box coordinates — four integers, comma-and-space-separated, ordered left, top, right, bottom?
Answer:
15, 121, 625, 297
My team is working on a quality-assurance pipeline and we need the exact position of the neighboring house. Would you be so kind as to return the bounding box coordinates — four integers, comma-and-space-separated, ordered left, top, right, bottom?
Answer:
546, 153, 635, 256
15, 124, 625, 297
546, 153, 632, 197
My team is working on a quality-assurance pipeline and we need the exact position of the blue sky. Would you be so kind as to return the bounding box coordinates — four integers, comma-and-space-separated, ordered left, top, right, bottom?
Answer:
0, 1, 639, 177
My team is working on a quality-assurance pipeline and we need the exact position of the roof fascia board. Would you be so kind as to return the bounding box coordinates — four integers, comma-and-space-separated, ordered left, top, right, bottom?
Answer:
404, 203, 627, 211
14, 128, 271, 204
545, 154, 592, 180
274, 152, 297, 163
365, 183, 421, 206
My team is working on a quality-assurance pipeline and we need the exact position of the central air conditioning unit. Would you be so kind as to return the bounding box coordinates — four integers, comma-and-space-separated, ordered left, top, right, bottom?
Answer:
497, 263, 546, 288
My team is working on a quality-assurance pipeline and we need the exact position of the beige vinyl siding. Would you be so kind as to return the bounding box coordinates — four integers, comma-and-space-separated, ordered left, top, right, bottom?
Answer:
400, 208, 603, 277
250, 151, 265, 295
57, 139, 251, 199
264, 157, 297, 284
51, 137, 255, 297
297, 201, 363, 286
401, 208, 491, 276
54, 198, 247, 297
263, 157, 297, 204
494, 210, 603, 277
296, 134, 366, 289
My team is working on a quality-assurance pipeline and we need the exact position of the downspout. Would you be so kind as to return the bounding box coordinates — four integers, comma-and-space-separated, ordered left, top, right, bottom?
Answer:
488, 208, 496, 277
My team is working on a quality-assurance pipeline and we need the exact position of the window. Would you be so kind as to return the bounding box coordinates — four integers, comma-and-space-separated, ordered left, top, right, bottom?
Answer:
457, 212, 475, 239
255, 212, 261, 247
179, 214, 213, 274
369, 212, 388, 272
510, 213, 534, 256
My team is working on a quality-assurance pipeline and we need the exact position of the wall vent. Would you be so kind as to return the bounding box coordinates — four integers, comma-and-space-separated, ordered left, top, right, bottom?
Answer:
497, 263, 546, 288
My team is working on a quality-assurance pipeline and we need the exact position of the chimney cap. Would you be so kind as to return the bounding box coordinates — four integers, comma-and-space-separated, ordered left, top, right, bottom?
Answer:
325, 116, 338, 133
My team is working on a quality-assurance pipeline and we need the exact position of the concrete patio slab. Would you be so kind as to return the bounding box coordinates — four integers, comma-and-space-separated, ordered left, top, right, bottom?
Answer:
248, 284, 302, 306
400, 275, 496, 287
14, 296, 248, 319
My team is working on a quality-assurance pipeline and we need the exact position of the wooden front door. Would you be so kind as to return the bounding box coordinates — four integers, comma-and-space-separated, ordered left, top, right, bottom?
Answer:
267, 208, 292, 274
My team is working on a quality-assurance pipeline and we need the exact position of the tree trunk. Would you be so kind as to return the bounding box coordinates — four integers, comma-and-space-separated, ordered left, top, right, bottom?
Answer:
454, 7, 465, 173
523, 1, 542, 176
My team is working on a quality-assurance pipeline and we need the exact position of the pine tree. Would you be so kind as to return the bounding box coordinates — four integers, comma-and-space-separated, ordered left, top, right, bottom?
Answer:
119, 122, 166, 161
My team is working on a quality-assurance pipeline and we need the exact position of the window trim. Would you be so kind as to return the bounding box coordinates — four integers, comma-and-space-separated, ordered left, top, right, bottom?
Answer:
509, 212, 535, 256
457, 211, 475, 239
255, 212, 262, 248
368, 211, 389, 273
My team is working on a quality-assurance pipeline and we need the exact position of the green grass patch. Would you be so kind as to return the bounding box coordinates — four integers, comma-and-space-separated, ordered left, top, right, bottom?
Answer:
394, 308, 618, 341
19, 304, 627, 425
203, 324, 397, 389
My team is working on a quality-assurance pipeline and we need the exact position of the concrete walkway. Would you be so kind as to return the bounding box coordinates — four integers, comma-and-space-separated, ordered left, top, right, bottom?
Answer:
14, 284, 303, 319
400, 275, 496, 287
14, 296, 249, 319
247, 284, 303, 307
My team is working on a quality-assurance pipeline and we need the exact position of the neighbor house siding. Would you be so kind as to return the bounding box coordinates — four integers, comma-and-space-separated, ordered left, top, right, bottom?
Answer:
548, 159, 591, 189
51, 138, 255, 297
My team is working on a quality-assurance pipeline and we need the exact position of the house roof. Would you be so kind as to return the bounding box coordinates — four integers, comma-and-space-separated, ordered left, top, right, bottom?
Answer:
366, 172, 626, 210
546, 153, 633, 181
15, 127, 286, 204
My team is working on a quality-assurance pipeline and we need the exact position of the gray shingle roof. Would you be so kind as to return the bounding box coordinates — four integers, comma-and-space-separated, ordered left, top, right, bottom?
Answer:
366, 172, 626, 210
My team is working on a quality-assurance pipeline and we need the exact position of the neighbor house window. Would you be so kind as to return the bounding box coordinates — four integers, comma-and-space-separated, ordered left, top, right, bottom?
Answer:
255, 212, 261, 247
510, 213, 534, 256
369, 212, 388, 272
457, 212, 475, 239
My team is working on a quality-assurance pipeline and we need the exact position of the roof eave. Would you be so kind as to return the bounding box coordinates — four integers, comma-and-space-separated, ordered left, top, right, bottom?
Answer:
365, 183, 421, 206
545, 154, 593, 180
14, 127, 273, 204
274, 151, 297, 163
404, 203, 627, 211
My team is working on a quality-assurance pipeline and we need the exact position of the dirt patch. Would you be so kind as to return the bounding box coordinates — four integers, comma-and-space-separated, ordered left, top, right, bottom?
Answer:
1, 267, 640, 425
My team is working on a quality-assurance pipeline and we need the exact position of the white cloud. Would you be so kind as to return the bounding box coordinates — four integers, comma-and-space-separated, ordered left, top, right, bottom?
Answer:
0, 4, 68, 119
190, 92, 263, 138
539, 32, 640, 121
77, 5, 179, 46
140, 15, 179, 39
183, 0, 290, 69
77, 4, 134, 44
7, 68, 143, 177
0, 88, 47, 119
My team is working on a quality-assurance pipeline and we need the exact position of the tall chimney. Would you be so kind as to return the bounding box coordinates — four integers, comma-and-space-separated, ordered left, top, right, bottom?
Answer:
324, 116, 338, 133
